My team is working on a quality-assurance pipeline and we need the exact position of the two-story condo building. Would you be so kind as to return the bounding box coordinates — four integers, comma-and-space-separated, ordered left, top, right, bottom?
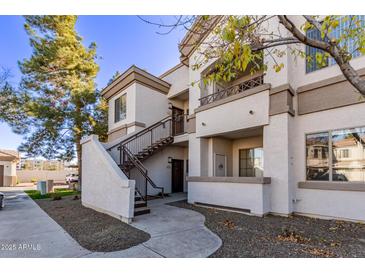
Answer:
81, 16, 365, 224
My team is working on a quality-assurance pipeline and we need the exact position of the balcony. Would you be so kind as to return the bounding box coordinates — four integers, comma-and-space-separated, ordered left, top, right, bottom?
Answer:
199, 75, 264, 107
195, 75, 270, 138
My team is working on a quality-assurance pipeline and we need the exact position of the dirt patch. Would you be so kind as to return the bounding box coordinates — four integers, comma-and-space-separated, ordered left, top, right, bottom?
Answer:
168, 200, 365, 258
36, 196, 150, 252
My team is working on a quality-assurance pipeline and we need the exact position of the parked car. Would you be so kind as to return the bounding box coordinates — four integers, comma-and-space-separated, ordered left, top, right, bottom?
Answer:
0, 192, 4, 209
66, 173, 79, 184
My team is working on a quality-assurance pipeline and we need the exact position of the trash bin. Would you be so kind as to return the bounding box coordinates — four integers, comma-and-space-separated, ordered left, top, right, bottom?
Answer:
37, 181, 47, 195
0, 192, 4, 209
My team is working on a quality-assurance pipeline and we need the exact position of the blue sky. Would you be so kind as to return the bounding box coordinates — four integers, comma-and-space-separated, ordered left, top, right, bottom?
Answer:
0, 15, 186, 150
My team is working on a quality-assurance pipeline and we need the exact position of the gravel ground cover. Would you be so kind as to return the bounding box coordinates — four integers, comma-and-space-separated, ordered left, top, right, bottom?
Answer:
35, 196, 150, 252
168, 200, 365, 258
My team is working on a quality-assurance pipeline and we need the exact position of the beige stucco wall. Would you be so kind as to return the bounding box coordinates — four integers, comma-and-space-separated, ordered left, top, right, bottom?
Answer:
0, 160, 17, 187
135, 83, 170, 126
195, 90, 270, 138
0, 160, 16, 176
107, 82, 170, 141
290, 103, 365, 221
263, 113, 294, 215
17, 170, 70, 183
81, 135, 135, 223
163, 64, 189, 98
108, 84, 136, 132
188, 180, 271, 216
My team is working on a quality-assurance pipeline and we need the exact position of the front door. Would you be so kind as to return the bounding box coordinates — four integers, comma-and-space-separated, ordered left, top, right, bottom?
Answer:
171, 159, 184, 193
214, 154, 227, 177
172, 107, 184, 136
0, 165, 4, 187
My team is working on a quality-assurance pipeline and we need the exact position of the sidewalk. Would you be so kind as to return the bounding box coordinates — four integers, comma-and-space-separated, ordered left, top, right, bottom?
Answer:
0, 191, 221, 258
0, 191, 88, 258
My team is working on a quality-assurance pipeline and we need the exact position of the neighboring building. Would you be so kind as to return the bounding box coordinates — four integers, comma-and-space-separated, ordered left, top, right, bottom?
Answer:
15, 158, 77, 184
81, 16, 365, 224
18, 158, 66, 171
0, 149, 20, 187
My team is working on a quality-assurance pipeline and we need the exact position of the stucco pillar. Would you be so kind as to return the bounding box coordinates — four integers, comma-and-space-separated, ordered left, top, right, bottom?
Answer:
263, 113, 294, 215
188, 134, 210, 177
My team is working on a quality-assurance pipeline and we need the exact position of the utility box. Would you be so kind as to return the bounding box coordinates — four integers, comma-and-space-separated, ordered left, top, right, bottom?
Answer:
46, 180, 54, 193
37, 181, 47, 195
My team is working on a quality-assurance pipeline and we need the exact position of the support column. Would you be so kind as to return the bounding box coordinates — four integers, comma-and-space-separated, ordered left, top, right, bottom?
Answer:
188, 133, 209, 177
263, 113, 294, 215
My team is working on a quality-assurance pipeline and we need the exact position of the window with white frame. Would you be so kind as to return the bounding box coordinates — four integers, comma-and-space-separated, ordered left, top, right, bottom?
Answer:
114, 94, 127, 123
305, 16, 365, 73
306, 126, 365, 182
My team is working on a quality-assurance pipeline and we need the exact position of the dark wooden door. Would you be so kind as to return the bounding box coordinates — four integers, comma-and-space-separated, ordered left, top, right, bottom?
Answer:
171, 159, 184, 193
172, 107, 184, 136
0, 165, 4, 187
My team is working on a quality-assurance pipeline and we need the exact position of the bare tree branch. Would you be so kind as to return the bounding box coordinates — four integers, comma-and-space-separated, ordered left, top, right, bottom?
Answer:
278, 16, 330, 51
278, 15, 365, 95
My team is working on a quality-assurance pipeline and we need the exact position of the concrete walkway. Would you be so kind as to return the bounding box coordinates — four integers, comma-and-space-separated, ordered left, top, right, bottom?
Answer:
0, 190, 221, 258
0, 190, 88, 258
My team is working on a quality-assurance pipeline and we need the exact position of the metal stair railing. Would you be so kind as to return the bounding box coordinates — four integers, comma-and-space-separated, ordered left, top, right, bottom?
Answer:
107, 116, 173, 202
108, 116, 173, 155
120, 145, 164, 203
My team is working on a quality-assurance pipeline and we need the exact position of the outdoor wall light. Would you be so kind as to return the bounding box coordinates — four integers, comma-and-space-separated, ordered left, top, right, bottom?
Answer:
168, 157, 172, 164
249, 110, 254, 115
201, 122, 206, 126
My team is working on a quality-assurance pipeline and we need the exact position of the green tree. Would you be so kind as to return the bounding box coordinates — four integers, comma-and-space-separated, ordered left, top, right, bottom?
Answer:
0, 68, 28, 133
91, 70, 122, 143
108, 70, 121, 85
1, 16, 105, 185
91, 93, 108, 142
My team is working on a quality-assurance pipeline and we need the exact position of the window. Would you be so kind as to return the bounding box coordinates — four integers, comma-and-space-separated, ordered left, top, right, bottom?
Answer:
114, 94, 127, 123
313, 148, 319, 159
339, 149, 350, 159
306, 126, 365, 182
239, 148, 264, 177
305, 28, 328, 73
306, 16, 365, 73
306, 132, 329, 180
332, 127, 365, 181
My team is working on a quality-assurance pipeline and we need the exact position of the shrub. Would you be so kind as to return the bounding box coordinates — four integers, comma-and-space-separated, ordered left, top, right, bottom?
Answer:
51, 193, 62, 201
25, 188, 80, 200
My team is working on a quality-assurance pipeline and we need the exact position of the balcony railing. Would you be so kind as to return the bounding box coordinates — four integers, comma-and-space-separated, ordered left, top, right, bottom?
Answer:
199, 75, 264, 106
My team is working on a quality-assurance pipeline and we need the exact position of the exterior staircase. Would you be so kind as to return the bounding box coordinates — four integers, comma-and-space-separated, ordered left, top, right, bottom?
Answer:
108, 116, 174, 216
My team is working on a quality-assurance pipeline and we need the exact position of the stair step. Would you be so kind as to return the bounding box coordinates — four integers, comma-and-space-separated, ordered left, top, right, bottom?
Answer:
136, 138, 174, 156
134, 200, 147, 208
134, 206, 150, 216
